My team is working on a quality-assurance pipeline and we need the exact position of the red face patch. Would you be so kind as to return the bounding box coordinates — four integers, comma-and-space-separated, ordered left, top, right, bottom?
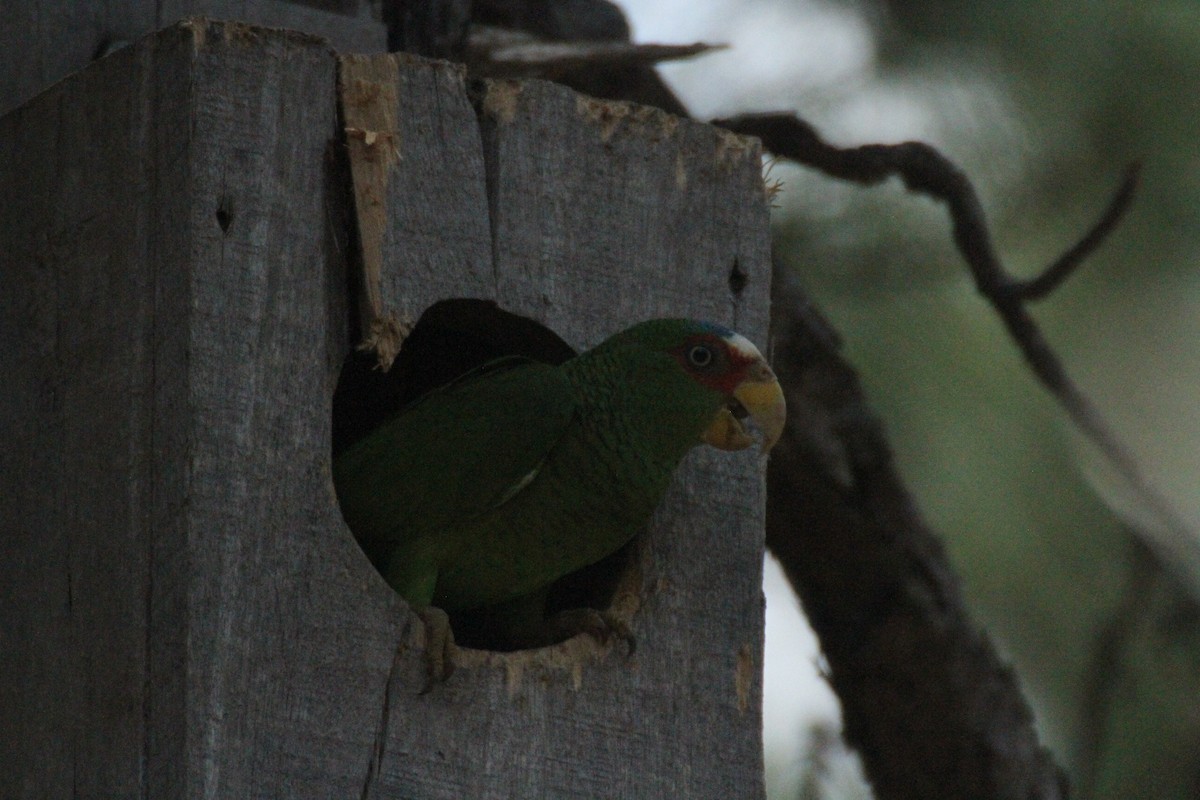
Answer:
669, 333, 757, 396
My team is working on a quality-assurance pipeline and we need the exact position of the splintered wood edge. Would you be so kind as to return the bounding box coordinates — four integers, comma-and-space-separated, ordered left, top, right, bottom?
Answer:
448, 538, 645, 695
178, 16, 329, 53
455, 635, 605, 696
338, 54, 405, 368
735, 642, 754, 713
574, 94, 682, 143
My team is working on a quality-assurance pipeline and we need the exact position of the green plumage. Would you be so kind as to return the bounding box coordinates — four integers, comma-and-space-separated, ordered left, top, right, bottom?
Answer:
332, 319, 733, 614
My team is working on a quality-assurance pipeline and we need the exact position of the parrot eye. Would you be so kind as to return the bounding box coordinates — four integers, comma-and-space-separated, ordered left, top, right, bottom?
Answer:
687, 344, 714, 368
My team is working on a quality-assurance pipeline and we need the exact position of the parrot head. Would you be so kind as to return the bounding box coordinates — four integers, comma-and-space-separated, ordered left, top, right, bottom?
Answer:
671, 322, 785, 453
588, 319, 786, 455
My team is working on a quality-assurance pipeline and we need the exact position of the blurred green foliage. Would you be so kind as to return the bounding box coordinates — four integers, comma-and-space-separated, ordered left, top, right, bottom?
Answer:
775, 1, 1200, 797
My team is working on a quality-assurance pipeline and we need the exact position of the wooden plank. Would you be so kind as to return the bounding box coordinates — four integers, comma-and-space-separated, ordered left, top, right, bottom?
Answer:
0, 26, 178, 799
165, 21, 403, 799
0, 20, 396, 799
0, 0, 384, 115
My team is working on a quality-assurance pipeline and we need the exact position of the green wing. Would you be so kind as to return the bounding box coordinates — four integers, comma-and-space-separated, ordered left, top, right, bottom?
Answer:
332, 359, 577, 570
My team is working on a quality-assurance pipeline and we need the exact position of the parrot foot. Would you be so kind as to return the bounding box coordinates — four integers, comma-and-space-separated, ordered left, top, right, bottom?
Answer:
416, 606, 458, 691
547, 608, 636, 656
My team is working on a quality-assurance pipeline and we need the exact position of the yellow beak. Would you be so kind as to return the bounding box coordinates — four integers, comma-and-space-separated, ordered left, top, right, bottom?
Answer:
701, 363, 786, 453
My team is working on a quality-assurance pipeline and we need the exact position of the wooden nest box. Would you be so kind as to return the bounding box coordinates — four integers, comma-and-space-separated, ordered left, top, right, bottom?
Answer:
2, 17, 772, 799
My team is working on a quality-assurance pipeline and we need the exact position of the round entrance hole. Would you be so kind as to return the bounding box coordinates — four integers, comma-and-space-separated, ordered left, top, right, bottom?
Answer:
330, 298, 642, 654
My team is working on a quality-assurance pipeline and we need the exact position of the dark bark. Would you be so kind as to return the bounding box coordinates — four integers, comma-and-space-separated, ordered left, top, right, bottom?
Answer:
766, 266, 1069, 799
382, 0, 472, 57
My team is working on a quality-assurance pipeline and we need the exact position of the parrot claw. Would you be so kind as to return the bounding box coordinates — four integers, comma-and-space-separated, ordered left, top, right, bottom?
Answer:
547, 608, 636, 656
416, 606, 458, 691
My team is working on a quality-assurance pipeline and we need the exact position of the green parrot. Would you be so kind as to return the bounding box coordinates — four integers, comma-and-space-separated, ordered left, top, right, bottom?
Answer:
333, 318, 785, 675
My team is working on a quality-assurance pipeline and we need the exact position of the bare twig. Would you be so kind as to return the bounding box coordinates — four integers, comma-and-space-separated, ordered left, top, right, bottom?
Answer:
715, 112, 1198, 586
1015, 163, 1141, 301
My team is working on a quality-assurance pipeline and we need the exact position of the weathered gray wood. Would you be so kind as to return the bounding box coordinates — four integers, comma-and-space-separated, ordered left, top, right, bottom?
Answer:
2, 20, 770, 799
172, 22, 404, 799
1, 20, 400, 799
1, 30, 176, 797
0, 0, 384, 115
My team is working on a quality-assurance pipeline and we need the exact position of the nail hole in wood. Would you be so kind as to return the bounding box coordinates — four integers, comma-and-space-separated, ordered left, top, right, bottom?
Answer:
216, 201, 233, 233
728, 258, 748, 295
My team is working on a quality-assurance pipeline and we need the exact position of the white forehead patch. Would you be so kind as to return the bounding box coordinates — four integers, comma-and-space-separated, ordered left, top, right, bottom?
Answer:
724, 331, 764, 362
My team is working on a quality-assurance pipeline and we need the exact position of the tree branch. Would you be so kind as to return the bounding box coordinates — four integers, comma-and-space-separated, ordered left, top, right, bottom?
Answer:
715, 112, 1197, 588
464, 25, 722, 80
767, 265, 1069, 799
